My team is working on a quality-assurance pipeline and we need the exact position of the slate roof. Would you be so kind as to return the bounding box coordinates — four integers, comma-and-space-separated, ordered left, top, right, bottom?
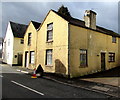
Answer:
52, 10, 120, 37
31, 21, 41, 30
10, 21, 28, 38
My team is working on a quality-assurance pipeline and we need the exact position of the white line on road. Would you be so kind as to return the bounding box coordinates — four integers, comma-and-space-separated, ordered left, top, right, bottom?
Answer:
16, 69, 21, 72
21, 71, 29, 74
0, 75, 3, 77
11, 80, 44, 96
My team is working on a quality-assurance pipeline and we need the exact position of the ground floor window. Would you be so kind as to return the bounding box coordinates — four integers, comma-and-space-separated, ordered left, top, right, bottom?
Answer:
80, 49, 87, 66
46, 49, 52, 65
30, 51, 35, 64
108, 53, 115, 62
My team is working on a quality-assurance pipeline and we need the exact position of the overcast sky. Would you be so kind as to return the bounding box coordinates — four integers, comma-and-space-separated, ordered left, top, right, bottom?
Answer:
1, 1, 119, 38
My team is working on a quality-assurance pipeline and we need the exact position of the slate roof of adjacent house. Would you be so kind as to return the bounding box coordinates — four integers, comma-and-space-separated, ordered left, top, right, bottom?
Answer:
31, 21, 41, 30
10, 21, 28, 38
52, 10, 120, 37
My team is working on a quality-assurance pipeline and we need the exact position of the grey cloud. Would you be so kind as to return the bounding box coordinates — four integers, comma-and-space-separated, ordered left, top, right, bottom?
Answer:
1, 2, 119, 38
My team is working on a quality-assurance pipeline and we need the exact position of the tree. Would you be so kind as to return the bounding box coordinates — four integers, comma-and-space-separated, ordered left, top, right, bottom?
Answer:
58, 5, 71, 17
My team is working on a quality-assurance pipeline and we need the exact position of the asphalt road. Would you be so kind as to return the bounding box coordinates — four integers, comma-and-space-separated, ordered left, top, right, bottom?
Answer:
1, 65, 112, 99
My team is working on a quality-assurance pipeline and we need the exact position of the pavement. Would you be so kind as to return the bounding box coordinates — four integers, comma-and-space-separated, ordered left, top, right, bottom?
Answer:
81, 77, 119, 87
12, 65, 120, 86
1, 63, 120, 98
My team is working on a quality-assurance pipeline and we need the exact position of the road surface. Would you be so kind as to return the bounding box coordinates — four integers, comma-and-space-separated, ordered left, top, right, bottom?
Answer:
1, 64, 113, 99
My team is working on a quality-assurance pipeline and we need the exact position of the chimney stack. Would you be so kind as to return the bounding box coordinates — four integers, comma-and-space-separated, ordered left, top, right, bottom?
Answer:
84, 10, 97, 30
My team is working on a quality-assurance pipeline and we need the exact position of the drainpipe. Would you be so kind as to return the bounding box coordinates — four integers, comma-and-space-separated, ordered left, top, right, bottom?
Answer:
68, 23, 70, 79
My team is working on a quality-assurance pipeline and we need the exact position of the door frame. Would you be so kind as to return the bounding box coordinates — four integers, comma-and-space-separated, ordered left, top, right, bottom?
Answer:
25, 51, 28, 67
101, 52, 106, 71
17, 53, 23, 66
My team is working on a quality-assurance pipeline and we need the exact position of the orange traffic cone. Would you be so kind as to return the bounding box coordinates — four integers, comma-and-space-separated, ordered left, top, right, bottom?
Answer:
31, 68, 37, 78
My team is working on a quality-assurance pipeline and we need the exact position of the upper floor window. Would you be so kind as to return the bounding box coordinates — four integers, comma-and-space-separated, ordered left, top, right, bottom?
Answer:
28, 33, 31, 45
108, 53, 115, 62
47, 23, 53, 42
8, 39, 10, 46
112, 36, 116, 43
80, 49, 87, 67
21, 39, 24, 44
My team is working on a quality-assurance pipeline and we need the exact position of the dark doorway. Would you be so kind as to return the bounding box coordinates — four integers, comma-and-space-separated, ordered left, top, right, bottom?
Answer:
17, 53, 23, 66
101, 53, 106, 71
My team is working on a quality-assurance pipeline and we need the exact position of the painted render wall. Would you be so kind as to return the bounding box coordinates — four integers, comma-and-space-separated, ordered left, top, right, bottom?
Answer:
118, 38, 120, 65
36, 11, 69, 76
2, 22, 14, 65
13, 37, 24, 65
69, 24, 120, 78
23, 22, 37, 69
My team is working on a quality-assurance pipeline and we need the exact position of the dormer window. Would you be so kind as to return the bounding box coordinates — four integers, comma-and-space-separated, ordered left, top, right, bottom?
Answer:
112, 36, 116, 43
47, 23, 53, 42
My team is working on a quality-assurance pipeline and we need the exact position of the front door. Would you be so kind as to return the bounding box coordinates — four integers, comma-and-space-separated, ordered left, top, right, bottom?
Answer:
17, 53, 23, 66
25, 52, 29, 68
101, 53, 106, 71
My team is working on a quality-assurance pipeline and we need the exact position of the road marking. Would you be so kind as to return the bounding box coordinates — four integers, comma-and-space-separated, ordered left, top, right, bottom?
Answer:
11, 80, 44, 96
0, 75, 3, 77
21, 71, 29, 74
16, 69, 21, 72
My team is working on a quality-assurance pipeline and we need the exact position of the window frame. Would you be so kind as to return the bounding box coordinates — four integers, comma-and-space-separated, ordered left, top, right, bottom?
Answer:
45, 49, 53, 66
112, 36, 116, 43
47, 23, 53, 42
108, 52, 115, 62
29, 51, 35, 64
80, 49, 88, 67
28, 33, 32, 46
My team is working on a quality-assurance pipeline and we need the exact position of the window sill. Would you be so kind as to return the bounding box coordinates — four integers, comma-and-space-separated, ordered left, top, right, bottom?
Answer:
79, 65, 88, 68
45, 65, 53, 67
46, 40, 53, 43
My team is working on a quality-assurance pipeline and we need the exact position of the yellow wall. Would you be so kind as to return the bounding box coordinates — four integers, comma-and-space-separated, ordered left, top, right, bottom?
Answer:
13, 38, 24, 64
118, 38, 120, 65
69, 24, 120, 78
36, 10, 69, 76
23, 22, 37, 69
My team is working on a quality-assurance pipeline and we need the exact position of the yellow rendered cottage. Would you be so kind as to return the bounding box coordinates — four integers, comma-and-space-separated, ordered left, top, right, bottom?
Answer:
35, 10, 120, 78
23, 21, 41, 69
